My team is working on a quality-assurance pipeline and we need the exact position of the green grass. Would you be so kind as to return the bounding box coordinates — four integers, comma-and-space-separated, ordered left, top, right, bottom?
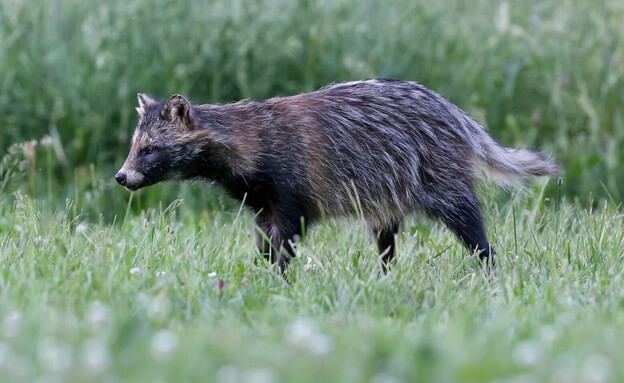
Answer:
2, 184, 624, 382
2, 0, 624, 381
1, 0, 623, 206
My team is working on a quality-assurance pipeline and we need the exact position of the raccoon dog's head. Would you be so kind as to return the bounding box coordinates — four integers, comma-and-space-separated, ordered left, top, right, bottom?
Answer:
115, 93, 198, 191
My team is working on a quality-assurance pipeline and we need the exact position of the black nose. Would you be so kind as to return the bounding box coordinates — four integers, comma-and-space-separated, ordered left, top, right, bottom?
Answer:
115, 172, 127, 186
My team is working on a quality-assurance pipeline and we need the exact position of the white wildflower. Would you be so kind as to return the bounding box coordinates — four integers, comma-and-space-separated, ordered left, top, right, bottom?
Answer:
512, 340, 543, 368
150, 330, 179, 361
286, 317, 333, 356
81, 338, 111, 376
86, 301, 109, 333
540, 325, 558, 344
75, 223, 88, 235
40, 135, 53, 147
37, 337, 72, 372
582, 354, 611, 383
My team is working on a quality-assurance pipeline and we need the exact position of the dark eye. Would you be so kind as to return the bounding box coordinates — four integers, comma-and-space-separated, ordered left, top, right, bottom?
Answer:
142, 146, 158, 155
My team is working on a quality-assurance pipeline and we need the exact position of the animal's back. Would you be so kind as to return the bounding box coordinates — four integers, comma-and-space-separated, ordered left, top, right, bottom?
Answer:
258, 79, 496, 224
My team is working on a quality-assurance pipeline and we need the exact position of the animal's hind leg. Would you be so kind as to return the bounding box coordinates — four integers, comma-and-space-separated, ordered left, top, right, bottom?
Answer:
369, 220, 402, 272
433, 196, 496, 268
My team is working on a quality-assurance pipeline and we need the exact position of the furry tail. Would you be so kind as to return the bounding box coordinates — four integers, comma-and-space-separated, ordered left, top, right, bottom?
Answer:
474, 133, 561, 189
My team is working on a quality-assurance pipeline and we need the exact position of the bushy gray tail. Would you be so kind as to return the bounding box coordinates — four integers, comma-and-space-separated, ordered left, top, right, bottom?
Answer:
474, 132, 561, 189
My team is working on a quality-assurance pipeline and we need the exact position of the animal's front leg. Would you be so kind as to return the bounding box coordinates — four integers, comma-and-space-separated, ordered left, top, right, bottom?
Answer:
253, 212, 304, 273
254, 214, 274, 262
369, 220, 403, 273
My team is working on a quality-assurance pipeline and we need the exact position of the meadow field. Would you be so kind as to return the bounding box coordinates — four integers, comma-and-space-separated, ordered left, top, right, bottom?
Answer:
1, 0, 624, 382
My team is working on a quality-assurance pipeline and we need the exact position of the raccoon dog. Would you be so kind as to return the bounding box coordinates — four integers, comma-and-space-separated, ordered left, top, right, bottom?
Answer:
116, 79, 560, 271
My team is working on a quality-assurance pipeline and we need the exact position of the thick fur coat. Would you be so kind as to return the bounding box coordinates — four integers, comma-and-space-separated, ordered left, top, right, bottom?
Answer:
116, 79, 560, 270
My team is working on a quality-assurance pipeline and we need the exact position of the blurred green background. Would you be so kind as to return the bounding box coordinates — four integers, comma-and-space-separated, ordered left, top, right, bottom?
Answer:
1, 0, 623, 218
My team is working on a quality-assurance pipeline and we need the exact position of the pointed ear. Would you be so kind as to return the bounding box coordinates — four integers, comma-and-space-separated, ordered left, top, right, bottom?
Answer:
136, 93, 158, 118
162, 94, 192, 126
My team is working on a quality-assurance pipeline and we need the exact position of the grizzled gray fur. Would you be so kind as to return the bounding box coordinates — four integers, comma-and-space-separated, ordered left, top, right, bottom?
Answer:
116, 79, 560, 271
